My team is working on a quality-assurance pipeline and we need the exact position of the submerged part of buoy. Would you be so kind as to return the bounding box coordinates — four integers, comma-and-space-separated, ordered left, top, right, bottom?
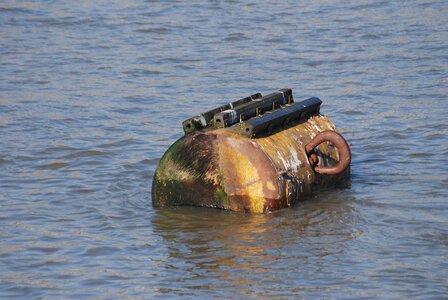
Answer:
152, 89, 350, 213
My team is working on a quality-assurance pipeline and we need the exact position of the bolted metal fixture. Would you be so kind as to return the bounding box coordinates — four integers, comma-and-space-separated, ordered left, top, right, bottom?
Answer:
239, 97, 322, 138
213, 89, 293, 129
182, 93, 262, 134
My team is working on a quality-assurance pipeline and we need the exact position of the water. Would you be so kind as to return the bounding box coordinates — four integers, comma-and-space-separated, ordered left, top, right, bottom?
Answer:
1, 0, 447, 298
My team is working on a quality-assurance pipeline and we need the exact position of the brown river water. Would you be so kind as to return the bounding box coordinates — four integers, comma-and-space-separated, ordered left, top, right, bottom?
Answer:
1, 0, 447, 298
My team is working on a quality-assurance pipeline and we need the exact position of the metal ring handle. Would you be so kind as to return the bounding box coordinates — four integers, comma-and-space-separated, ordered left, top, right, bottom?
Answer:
305, 130, 351, 175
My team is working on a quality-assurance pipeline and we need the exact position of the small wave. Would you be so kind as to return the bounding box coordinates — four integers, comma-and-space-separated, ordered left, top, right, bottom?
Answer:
343, 110, 365, 116
304, 60, 324, 67
37, 146, 79, 155
408, 152, 433, 158
73, 187, 95, 193
26, 17, 98, 27
361, 33, 381, 40
0, 6, 32, 13
135, 27, 172, 34
223, 33, 248, 42
0, 158, 13, 164
124, 69, 163, 76
97, 138, 142, 149
28, 246, 59, 254
263, 37, 285, 43
82, 246, 120, 257
36, 161, 68, 170
64, 150, 111, 159
165, 57, 202, 64
352, 1, 389, 10
140, 158, 160, 165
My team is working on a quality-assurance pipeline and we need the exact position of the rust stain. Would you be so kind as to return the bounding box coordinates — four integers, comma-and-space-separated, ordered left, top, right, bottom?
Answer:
217, 134, 281, 213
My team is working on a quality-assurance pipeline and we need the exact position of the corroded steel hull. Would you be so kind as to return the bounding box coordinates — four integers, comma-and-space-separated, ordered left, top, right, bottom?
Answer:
152, 115, 350, 213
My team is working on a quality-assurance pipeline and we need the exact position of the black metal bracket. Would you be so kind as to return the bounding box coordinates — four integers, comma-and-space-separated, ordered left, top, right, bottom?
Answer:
239, 97, 322, 138
182, 93, 262, 134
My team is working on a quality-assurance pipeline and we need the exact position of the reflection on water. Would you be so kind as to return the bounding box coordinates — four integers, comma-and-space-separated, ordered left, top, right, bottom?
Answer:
152, 190, 363, 297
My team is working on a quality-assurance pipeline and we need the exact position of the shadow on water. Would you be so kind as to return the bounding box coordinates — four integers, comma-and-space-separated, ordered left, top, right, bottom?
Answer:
151, 188, 363, 296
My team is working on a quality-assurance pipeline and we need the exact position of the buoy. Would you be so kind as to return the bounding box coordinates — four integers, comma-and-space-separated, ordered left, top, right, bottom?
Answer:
152, 89, 351, 213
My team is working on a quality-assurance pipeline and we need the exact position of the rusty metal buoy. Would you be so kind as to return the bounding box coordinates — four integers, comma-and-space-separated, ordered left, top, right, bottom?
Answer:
152, 89, 351, 213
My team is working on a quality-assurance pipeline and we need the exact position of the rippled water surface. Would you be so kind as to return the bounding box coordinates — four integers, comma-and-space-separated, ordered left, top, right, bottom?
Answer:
1, 0, 447, 298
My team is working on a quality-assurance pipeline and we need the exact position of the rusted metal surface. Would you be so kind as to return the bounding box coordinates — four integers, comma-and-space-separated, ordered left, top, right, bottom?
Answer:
305, 130, 351, 175
152, 113, 350, 213
153, 89, 351, 213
